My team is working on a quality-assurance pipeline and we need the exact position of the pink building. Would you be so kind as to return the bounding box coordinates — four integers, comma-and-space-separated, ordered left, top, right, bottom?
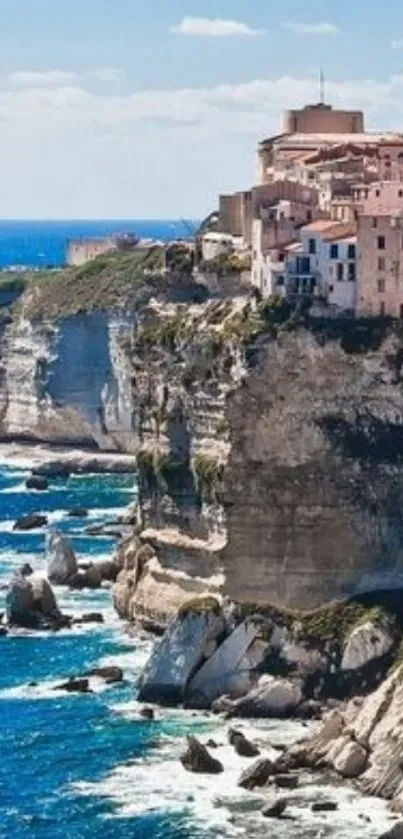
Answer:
357, 182, 403, 317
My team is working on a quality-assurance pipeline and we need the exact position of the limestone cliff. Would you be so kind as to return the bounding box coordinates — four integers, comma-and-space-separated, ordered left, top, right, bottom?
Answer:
3, 252, 403, 614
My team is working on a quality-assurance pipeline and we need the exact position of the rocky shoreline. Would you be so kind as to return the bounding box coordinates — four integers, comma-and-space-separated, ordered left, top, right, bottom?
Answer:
3, 445, 403, 837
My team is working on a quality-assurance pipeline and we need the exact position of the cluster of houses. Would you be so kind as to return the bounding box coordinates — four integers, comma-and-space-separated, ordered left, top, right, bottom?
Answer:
213, 101, 403, 318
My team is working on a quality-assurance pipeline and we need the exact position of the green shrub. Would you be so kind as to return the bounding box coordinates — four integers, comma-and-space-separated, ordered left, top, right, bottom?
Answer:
193, 454, 223, 499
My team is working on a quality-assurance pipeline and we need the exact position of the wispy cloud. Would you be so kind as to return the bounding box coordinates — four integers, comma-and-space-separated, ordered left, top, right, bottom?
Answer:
170, 16, 265, 37
8, 68, 125, 87
282, 21, 340, 36
88, 67, 125, 83
392, 39, 403, 49
9, 70, 78, 86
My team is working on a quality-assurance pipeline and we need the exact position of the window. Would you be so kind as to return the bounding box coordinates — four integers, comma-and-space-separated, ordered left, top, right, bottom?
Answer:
377, 236, 386, 250
348, 244, 356, 260
337, 263, 344, 282
378, 278, 385, 293
329, 284, 334, 293
380, 302, 386, 316
376, 189, 381, 197
276, 276, 284, 287
348, 263, 356, 282
306, 210, 312, 222
330, 244, 339, 259
400, 304, 403, 319
308, 238, 316, 255
399, 191, 403, 198
378, 257, 385, 270
372, 217, 378, 229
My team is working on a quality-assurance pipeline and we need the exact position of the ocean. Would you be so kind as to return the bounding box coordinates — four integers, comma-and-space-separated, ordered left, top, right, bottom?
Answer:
0, 220, 198, 270
0, 456, 396, 839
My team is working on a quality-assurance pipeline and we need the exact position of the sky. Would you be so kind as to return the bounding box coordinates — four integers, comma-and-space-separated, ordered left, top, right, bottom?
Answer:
2, 0, 403, 218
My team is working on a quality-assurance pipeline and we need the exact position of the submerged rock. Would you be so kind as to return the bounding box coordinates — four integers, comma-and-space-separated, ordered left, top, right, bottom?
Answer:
311, 801, 338, 812
55, 678, 91, 694
47, 531, 78, 585
13, 513, 48, 531
73, 613, 104, 625
86, 666, 123, 683
139, 706, 155, 720
180, 735, 224, 775
379, 826, 403, 839
262, 798, 288, 819
25, 476, 49, 492
138, 597, 225, 705
67, 507, 89, 518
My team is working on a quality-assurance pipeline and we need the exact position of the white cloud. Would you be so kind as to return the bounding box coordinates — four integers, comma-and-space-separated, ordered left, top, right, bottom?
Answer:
282, 21, 340, 35
9, 70, 78, 86
0, 72, 403, 217
170, 16, 264, 37
88, 67, 125, 83
392, 39, 403, 49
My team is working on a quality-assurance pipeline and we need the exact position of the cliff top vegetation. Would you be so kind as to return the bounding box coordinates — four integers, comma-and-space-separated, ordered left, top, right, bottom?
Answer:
12, 248, 170, 319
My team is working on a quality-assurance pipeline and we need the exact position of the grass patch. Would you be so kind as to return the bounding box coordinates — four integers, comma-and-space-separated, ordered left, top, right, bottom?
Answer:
193, 454, 224, 499
17, 248, 166, 319
179, 596, 221, 619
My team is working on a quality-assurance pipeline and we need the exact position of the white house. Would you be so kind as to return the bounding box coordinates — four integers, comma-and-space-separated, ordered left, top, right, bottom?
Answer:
284, 220, 357, 311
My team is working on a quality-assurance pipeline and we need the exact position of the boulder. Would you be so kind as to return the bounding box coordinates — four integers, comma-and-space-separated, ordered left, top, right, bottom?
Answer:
274, 773, 299, 789
13, 513, 48, 531
139, 707, 155, 720
218, 676, 303, 719
33, 462, 71, 479
311, 801, 338, 812
341, 620, 394, 671
47, 531, 78, 585
228, 728, 260, 758
55, 678, 91, 694
180, 736, 224, 775
6, 573, 36, 626
69, 561, 118, 590
186, 617, 271, 708
67, 508, 89, 518
73, 613, 104, 625
137, 597, 225, 705
86, 666, 123, 683
31, 576, 59, 617
262, 798, 288, 819
238, 758, 274, 790
26, 476, 49, 492
379, 826, 403, 839
332, 739, 368, 779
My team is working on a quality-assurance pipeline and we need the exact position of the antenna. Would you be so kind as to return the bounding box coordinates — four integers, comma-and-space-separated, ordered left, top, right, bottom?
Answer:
319, 69, 325, 104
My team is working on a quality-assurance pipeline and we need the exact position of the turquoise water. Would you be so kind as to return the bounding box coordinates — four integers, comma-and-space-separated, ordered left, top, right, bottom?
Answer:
0, 463, 394, 839
0, 465, 209, 839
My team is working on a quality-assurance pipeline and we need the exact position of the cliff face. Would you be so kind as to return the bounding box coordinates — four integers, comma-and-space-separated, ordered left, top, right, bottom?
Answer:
0, 311, 135, 449
3, 260, 403, 613
222, 320, 403, 609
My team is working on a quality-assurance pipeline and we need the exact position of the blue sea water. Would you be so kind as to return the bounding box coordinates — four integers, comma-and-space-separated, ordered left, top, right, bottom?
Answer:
0, 220, 198, 270
0, 462, 395, 839
0, 464, 217, 839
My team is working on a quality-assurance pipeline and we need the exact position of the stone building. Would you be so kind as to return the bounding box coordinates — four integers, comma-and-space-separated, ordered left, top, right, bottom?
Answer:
357, 182, 403, 317
67, 237, 117, 267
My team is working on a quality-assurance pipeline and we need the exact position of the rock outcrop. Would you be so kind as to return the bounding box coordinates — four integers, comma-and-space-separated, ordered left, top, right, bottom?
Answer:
180, 736, 224, 775
6, 567, 66, 629
47, 531, 78, 585
281, 663, 403, 811
137, 597, 225, 704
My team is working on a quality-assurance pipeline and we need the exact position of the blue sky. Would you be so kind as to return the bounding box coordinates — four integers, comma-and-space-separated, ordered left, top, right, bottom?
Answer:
1, 0, 403, 218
